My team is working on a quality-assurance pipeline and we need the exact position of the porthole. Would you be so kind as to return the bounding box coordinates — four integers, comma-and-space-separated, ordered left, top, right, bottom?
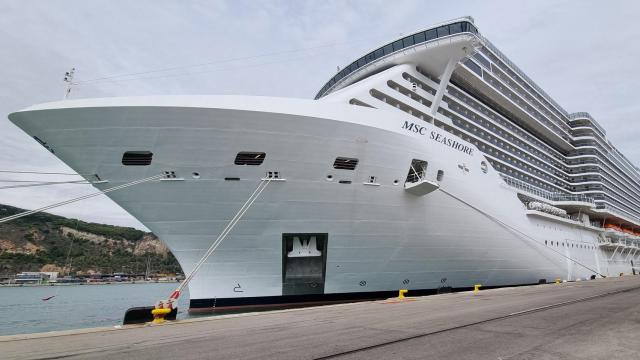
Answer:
192, 172, 200, 179
393, 179, 399, 185
326, 175, 334, 181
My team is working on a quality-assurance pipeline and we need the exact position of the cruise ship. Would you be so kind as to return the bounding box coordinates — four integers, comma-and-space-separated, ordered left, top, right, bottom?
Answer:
9, 17, 640, 312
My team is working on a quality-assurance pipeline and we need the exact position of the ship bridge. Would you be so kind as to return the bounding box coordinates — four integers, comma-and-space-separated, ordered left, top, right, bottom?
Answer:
314, 17, 480, 100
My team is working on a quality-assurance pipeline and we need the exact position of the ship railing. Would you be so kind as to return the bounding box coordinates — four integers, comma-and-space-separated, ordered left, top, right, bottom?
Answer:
568, 112, 607, 135
595, 203, 640, 225
500, 174, 594, 205
478, 35, 569, 119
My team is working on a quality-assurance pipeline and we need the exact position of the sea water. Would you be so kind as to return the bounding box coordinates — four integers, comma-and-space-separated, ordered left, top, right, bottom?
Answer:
0, 283, 191, 336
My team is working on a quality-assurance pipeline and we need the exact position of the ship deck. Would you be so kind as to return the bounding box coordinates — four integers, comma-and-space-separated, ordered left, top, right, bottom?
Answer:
3, 276, 640, 360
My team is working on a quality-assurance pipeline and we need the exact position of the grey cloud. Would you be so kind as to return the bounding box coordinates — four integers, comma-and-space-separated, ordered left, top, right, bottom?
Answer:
1, 0, 639, 229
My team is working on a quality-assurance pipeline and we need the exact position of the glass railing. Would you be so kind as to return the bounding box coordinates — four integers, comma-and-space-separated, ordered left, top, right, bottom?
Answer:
595, 203, 640, 224
314, 19, 478, 100
500, 174, 594, 204
484, 74, 571, 142
568, 112, 607, 135
478, 36, 569, 120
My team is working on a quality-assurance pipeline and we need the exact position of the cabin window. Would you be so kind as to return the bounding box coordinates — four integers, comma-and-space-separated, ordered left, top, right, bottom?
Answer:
437, 170, 444, 181
122, 151, 153, 166
234, 152, 266, 165
333, 157, 358, 170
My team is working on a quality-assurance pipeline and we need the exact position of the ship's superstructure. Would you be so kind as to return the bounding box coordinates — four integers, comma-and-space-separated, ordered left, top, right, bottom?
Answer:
9, 17, 640, 312
317, 17, 640, 227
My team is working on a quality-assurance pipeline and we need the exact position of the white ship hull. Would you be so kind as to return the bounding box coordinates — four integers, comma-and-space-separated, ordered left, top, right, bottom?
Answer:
10, 95, 632, 312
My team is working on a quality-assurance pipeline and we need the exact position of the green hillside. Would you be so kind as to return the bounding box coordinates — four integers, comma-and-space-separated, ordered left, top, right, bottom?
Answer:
0, 204, 181, 276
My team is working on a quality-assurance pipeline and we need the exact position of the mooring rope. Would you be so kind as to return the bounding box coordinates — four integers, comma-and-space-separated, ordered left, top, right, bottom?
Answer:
164, 178, 273, 306
0, 170, 93, 176
0, 180, 93, 190
438, 187, 606, 278
0, 174, 164, 224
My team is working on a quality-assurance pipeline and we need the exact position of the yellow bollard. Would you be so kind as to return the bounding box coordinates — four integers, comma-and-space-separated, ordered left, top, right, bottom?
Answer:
151, 308, 172, 324
555, 278, 561, 284
473, 284, 482, 292
398, 289, 408, 299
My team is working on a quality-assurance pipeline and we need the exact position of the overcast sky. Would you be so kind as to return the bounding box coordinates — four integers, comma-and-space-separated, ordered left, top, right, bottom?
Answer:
1, 0, 639, 230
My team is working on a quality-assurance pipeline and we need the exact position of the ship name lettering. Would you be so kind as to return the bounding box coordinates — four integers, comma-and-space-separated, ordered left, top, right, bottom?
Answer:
401, 120, 428, 135
401, 121, 473, 156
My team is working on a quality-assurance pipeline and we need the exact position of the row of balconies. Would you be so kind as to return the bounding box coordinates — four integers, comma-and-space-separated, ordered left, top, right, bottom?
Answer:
446, 99, 640, 203
385, 69, 640, 214
477, 42, 568, 123
458, 56, 640, 189
446, 77, 640, 197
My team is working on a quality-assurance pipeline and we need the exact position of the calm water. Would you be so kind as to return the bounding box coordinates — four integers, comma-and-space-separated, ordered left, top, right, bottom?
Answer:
0, 283, 193, 336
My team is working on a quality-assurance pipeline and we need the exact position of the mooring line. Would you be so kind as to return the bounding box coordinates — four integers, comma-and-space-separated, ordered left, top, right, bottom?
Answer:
160, 178, 273, 307
0, 174, 164, 224
438, 187, 606, 278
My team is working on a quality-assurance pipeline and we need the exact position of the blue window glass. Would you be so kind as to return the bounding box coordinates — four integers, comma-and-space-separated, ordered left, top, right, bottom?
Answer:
461, 22, 469, 32
437, 26, 449, 37
463, 59, 482, 76
392, 39, 403, 51
425, 29, 437, 40
402, 35, 414, 47
473, 53, 491, 69
414, 31, 426, 43
357, 57, 365, 67
374, 48, 384, 58
449, 23, 462, 34
365, 52, 375, 63
383, 44, 393, 55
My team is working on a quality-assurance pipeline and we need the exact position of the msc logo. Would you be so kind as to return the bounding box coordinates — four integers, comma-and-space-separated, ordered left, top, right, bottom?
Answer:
401, 121, 428, 135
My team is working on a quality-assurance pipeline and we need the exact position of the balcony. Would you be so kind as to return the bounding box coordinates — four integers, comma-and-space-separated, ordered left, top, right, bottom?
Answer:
501, 174, 595, 211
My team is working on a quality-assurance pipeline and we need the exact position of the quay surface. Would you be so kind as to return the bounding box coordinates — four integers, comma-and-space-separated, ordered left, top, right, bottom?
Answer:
2, 276, 640, 360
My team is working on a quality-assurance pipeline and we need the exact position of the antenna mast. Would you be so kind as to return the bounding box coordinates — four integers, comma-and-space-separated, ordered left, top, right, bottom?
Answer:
63, 68, 76, 99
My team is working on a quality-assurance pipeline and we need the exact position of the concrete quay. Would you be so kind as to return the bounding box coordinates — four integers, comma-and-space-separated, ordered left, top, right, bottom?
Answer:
2, 276, 640, 360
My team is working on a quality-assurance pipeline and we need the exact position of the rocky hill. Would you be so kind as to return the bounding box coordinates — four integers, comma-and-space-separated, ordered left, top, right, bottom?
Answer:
0, 204, 181, 276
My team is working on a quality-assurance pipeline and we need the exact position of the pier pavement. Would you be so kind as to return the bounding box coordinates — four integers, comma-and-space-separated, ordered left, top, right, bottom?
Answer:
2, 276, 640, 359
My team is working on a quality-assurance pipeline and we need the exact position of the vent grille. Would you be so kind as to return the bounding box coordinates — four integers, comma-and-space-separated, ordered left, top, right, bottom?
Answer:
234, 152, 266, 165
122, 151, 153, 166
333, 157, 358, 170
